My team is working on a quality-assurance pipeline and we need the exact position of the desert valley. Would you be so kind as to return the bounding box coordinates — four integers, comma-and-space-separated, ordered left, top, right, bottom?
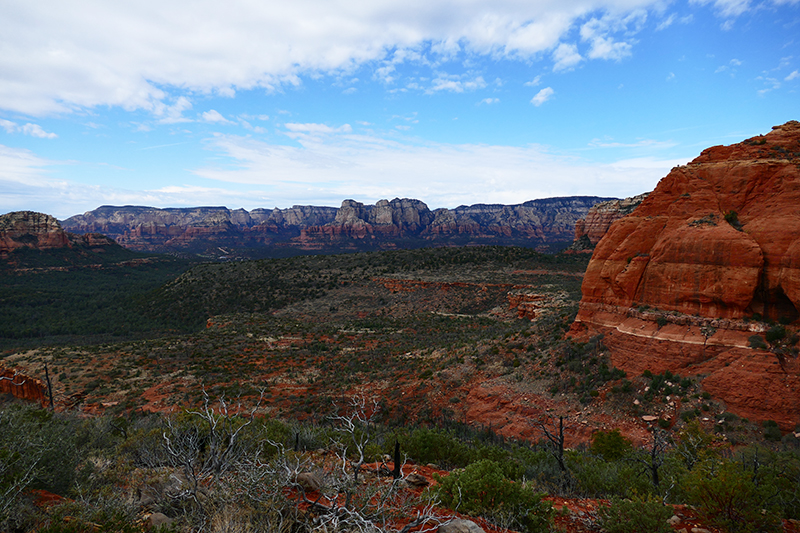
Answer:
3, 122, 800, 533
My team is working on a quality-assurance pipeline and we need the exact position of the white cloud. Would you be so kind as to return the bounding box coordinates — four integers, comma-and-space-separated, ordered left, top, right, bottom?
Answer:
786, 70, 800, 81
0, 119, 57, 138
580, 12, 644, 62
524, 76, 542, 87
690, 0, 751, 18
0, 0, 679, 116
201, 109, 234, 124
656, 13, 676, 30
430, 74, 487, 93
757, 76, 781, 94
285, 123, 352, 134
239, 119, 266, 133
479, 98, 500, 105
156, 97, 193, 124
531, 87, 555, 106
187, 131, 678, 209
589, 138, 678, 149
0, 127, 688, 217
21, 124, 58, 138
552, 43, 583, 72
0, 119, 16, 133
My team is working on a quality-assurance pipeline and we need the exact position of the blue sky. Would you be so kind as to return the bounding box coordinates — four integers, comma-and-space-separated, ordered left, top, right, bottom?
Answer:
1, 0, 798, 219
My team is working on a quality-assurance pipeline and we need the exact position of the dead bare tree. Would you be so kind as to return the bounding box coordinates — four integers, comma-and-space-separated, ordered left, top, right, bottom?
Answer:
634, 427, 670, 489
532, 413, 574, 493
309, 396, 453, 533
161, 387, 264, 504
330, 395, 380, 483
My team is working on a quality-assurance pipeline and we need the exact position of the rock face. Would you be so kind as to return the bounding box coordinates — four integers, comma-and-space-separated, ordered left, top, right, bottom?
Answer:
571, 193, 649, 250
0, 368, 47, 406
62, 205, 339, 255
0, 211, 70, 254
572, 121, 800, 430
63, 197, 614, 257
0, 211, 117, 258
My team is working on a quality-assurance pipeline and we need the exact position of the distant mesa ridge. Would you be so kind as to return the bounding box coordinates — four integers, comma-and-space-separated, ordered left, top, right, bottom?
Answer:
60, 196, 617, 256
0, 210, 116, 258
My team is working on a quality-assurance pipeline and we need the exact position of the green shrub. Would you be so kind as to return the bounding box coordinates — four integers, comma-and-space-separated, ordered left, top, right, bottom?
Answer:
684, 459, 782, 532
431, 459, 553, 533
749, 335, 768, 350
568, 452, 651, 498
765, 325, 786, 343
599, 493, 673, 533
591, 429, 632, 461
763, 420, 782, 442
724, 210, 741, 229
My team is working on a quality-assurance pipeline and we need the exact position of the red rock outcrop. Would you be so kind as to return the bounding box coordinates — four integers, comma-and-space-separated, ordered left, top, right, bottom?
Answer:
0, 211, 70, 255
0, 211, 120, 262
572, 120, 800, 430
0, 368, 47, 406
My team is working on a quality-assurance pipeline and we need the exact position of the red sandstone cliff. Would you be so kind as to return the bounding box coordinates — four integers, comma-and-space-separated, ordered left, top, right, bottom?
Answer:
572, 120, 800, 430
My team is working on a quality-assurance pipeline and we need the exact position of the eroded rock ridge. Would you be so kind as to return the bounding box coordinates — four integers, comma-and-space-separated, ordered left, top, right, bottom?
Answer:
63, 196, 614, 256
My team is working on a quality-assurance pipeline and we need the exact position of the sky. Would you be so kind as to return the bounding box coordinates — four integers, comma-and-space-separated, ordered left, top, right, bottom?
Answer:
1, 0, 799, 220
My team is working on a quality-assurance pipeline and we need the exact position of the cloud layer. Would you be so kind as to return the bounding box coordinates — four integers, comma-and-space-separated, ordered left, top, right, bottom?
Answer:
191, 126, 681, 208
1, 0, 681, 116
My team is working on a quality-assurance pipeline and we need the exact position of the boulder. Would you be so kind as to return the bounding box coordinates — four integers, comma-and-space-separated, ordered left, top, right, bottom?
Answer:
296, 471, 323, 492
148, 512, 173, 528
438, 519, 486, 533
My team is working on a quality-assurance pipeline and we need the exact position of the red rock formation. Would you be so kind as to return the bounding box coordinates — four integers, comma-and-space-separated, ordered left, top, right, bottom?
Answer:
572, 121, 800, 429
0, 211, 70, 255
0, 211, 122, 266
0, 368, 47, 406
63, 197, 612, 255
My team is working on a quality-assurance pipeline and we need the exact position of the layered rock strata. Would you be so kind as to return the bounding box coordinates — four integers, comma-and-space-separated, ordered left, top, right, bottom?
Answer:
63, 196, 614, 256
0, 211, 116, 257
0, 368, 47, 406
572, 121, 800, 429
571, 193, 649, 250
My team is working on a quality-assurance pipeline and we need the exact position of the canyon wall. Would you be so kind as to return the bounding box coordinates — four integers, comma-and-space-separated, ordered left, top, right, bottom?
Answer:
572, 121, 800, 429
63, 196, 614, 257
